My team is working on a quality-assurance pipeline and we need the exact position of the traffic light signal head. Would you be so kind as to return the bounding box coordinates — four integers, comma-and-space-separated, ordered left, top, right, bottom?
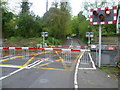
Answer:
90, 7, 117, 25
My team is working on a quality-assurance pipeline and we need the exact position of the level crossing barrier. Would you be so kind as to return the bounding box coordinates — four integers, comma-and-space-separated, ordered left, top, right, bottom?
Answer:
0, 47, 90, 66
51, 45, 87, 49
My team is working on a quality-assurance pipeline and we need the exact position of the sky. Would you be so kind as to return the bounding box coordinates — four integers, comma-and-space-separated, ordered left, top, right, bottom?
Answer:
7, 0, 84, 17
7, 0, 119, 17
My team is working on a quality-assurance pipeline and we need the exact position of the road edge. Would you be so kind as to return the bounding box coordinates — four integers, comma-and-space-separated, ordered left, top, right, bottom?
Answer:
74, 51, 85, 89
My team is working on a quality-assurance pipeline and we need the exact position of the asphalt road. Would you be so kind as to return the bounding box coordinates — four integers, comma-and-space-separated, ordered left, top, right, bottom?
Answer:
1, 38, 82, 88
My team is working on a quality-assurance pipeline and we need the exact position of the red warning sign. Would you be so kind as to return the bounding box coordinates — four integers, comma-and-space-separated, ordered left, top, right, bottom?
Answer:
108, 46, 115, 50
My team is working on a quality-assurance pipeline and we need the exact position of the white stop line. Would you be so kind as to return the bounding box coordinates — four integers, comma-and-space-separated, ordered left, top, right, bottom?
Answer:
0, 58, 46, 81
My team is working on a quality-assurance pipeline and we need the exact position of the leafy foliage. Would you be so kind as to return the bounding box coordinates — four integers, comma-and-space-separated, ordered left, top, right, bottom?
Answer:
43, 7, 71, 39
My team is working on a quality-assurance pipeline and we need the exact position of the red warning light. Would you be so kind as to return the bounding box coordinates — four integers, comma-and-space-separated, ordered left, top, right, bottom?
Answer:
105, 9, 111, 15
99, 14, 104, 21
93, 11, 98, 16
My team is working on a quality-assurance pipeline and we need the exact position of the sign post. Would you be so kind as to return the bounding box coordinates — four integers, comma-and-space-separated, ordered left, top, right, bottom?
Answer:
86, 32, 94, 46
41, 32, 48, 48
98, 24, 102, 67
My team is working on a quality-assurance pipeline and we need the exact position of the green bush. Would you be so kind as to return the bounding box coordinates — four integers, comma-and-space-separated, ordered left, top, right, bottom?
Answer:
9, 36, 23, 41
47, 37, 62, 45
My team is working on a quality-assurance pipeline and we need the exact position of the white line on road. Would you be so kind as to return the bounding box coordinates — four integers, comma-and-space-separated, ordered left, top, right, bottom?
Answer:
74, 51, 85, 89
0, 67, 25, 80
78, 53, 96, 70
89, 53, 96, 69
0, 65, 22, 69
0, 59, 46, 80
79, 68, 96, 70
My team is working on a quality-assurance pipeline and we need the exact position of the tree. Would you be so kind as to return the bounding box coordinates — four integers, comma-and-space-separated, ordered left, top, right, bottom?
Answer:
21, 0, 32, 14
1, 0, 16, 38
17, 0, 36, 38
51, 0, 59, 8
43, 7, 72, 39
71, 16, 79, 34
60, 1, 71, 13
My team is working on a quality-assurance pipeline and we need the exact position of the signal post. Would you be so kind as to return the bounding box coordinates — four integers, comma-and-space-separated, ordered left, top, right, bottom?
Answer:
90, 7, 117, 67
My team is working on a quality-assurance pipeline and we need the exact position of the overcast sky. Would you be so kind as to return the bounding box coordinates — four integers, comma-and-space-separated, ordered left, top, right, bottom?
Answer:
8, 0, 85, 17
7, 0, 118, 17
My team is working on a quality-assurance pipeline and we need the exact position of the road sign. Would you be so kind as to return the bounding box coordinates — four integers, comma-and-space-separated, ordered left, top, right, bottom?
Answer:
41, 32, 48, 37
90, 7, 117, 25
86, 32, 94, 37
107, 46, 115, 50
90, 32, 94, 37
86, 32, 90, 37
41, 32, 48, 48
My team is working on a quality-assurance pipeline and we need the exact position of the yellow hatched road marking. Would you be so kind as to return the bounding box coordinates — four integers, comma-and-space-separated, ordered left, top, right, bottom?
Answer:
0, 56, 22, 63
0, 51, 50, 63
55, 51, 68, 69
22, 56, 35, 67
60, 59, 68, 69
33, 67, 67, 71
34, 59, 61, 68
0, 51, 83, 71
22, 51, 50, 67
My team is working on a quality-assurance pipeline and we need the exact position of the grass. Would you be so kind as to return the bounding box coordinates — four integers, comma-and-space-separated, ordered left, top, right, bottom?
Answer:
111, 67, 120, 71
104, 70, 111, 74
100, 66, 120, 78
99, 66, 108, 69
4, 37, 62, 47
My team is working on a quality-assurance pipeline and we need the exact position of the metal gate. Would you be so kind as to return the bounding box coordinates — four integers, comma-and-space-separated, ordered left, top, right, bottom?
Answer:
79, 49, 96, 69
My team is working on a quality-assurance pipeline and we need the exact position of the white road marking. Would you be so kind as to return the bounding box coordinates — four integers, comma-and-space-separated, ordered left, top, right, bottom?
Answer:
79, 68, 96, 70
79, 53, 96, 70
0, 59, 46, 80
0, 67, 25, 80
89, 53, 96, 69
0, 65, 22, 69
74, 51, 85, 89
